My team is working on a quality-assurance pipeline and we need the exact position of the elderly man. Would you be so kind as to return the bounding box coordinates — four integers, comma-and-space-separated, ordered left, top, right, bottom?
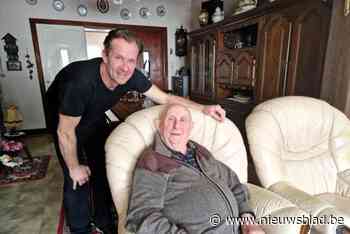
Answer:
126, 104, 265, 234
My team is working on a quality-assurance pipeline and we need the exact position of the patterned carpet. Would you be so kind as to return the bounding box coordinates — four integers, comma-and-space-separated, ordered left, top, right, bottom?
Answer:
0, 155, 51, 186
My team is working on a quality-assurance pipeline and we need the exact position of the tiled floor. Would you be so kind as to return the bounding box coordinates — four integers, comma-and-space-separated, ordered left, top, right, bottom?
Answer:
0, 134, 63, 234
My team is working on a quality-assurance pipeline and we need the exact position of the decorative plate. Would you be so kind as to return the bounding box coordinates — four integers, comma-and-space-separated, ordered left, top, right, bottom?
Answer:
52, 0, 64, 11
77, 4, 88, 16
139, 7, 151, 18
25, 0, 37, 5
112, 0, 123, 5
156, 5, 166, 17
97, 0, 109, 14
120, 8, 131, 20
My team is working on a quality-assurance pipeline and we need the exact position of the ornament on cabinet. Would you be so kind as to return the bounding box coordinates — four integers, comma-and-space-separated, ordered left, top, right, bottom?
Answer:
234, 0, 257, 15
198, 9, 209, 27
212, 6, 224, 23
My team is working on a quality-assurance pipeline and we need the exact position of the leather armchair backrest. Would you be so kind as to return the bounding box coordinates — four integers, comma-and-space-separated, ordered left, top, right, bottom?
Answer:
246, 96, 350, 195
105, 105, 247, 233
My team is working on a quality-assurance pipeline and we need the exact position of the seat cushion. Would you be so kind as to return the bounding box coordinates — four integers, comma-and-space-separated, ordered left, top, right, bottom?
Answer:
316, 193, 350, 215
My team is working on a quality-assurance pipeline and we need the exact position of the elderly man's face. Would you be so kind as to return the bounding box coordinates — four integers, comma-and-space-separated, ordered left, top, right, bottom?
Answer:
159, 105, 193, 153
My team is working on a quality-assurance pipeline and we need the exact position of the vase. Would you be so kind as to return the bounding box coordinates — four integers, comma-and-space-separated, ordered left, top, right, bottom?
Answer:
198, 9, 209, 27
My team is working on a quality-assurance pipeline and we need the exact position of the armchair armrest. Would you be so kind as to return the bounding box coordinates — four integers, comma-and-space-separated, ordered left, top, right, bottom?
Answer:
336, 169, 350, 197
247, 183, 309, 234
269, 181, 350, 234
268, 181, 333, 216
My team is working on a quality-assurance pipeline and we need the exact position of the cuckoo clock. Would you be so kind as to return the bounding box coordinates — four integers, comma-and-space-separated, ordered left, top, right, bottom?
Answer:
175, 26, 187, 57
2, 33, 21, 71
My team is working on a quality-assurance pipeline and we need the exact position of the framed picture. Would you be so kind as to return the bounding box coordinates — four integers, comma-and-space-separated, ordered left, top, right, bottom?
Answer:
7, 61, 22, 71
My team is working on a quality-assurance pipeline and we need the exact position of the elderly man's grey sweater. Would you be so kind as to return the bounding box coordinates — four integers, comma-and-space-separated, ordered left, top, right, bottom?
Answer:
126, 134, 252, 234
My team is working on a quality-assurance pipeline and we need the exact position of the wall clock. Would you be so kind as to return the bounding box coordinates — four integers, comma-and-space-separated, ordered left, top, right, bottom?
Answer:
52, 0, 64, 11
120, 8, 131, 20
175, 26, 187, 57
156, 5, 166, 17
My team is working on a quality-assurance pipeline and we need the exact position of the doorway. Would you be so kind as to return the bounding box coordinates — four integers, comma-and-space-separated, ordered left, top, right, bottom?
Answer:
30, 18, 168, 127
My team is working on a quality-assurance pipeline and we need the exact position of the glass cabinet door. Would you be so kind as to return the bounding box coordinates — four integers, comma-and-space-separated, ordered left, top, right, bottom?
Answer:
204, 38, 216, 99
190, 34, 216, 101
190, 44, 200, 96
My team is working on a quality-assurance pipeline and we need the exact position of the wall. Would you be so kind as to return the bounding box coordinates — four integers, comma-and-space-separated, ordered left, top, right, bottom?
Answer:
0, 0, 192, 130
321, 0, 350, 118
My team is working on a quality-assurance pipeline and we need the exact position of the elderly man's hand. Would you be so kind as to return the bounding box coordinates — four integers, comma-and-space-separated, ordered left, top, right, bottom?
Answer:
241, 213, 265, 234
242, 223, 265, 234
202, 105, 226, 122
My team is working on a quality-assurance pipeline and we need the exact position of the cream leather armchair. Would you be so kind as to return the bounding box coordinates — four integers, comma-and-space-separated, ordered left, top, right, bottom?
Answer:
246, 96, 350, 233
106, 105, 308, 234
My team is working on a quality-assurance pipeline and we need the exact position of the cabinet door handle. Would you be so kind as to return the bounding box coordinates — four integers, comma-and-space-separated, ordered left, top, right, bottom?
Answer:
252, 59, 256, 87
230, 61, 234, 85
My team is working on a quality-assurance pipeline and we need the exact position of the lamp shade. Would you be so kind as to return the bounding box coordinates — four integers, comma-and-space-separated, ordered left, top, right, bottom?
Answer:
4, 105, 23, 131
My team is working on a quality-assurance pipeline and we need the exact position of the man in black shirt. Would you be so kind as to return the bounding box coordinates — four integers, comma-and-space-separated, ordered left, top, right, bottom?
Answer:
46, 29, 225, 234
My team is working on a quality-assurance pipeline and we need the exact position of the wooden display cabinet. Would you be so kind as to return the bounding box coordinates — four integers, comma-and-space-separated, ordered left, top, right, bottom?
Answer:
189, 0, 332, 104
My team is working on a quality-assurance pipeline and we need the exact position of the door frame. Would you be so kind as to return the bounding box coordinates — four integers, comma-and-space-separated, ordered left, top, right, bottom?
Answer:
29, 18, 168, 127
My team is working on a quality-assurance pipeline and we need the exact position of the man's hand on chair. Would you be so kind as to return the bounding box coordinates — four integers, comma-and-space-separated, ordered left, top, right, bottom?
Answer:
69, 165, 91, 190
202, 105, 226, 122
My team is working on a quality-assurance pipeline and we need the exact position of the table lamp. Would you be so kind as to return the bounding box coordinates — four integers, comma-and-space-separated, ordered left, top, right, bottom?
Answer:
3, 105, 23, 137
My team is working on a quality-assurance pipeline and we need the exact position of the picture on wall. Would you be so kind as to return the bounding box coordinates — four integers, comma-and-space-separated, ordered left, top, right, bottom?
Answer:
2, 33, 22, 71
7, 61, 22, 71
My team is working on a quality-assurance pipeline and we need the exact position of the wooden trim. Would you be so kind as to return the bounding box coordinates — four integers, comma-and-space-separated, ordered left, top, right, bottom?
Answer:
29, 18, 168, 128
29, 20, 48, 128
29, 18, 167, 32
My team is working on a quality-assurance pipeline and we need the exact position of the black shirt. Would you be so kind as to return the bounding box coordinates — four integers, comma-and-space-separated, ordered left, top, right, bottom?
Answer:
46, 57, 152, 144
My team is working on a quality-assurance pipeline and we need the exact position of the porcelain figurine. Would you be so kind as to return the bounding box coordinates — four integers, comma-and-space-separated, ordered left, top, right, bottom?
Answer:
212, 7, 224, 23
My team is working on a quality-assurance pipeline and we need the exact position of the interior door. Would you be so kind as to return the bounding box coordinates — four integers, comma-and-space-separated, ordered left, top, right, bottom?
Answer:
31, 19, 168, 125
36, 24, 88, 90
132, 29, 166, 89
